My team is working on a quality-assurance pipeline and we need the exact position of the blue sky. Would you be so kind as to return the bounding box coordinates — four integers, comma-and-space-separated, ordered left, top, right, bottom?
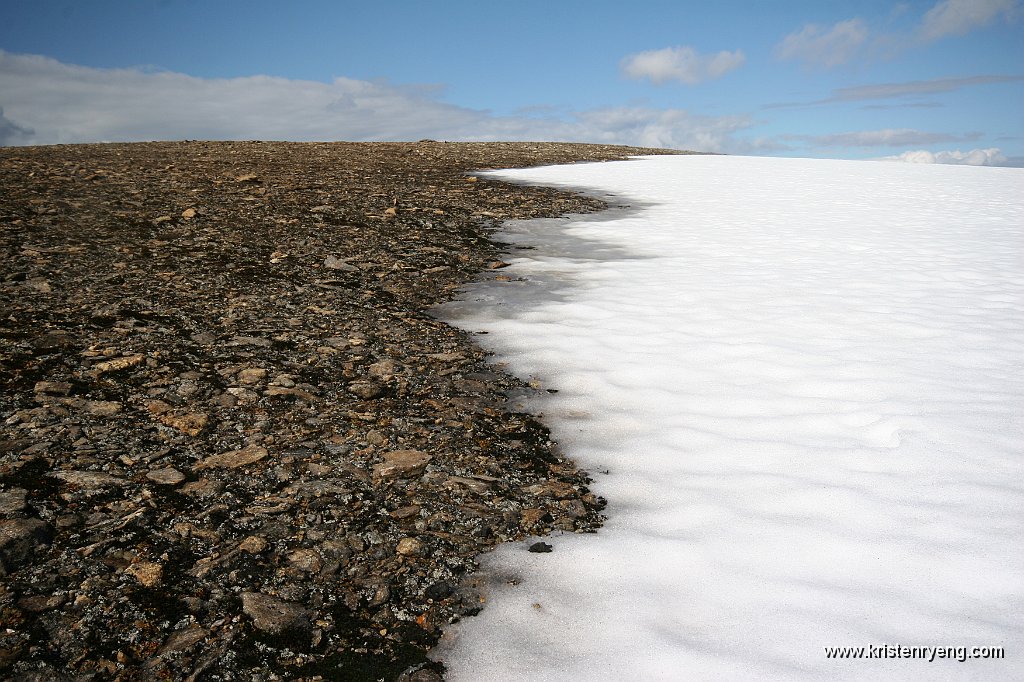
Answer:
1, 0, 1021, 164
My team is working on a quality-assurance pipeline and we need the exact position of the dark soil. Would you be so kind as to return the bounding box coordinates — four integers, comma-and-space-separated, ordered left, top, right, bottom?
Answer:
0, 140, 688, 681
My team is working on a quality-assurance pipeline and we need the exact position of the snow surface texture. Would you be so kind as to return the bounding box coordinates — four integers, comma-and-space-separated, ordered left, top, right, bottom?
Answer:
434, 155, 1024, 681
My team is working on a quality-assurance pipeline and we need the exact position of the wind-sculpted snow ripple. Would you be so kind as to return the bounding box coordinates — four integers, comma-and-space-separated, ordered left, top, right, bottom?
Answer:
435, 155, 1024, 681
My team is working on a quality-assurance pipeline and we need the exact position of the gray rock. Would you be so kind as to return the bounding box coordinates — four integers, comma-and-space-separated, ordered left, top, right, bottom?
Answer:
49, 470, 126, 488
146, 467, 186, 486
0, 488, 28, 516
33, 381, 71, 396
347, 380, 384, 400
240, 592, 311, 634
0, 518, 52, 569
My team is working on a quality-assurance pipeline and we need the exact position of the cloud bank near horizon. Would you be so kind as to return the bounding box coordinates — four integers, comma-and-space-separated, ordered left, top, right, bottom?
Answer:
879, 147, 1009, 165
0, 50, 756, 154
1, 51, 1015, 167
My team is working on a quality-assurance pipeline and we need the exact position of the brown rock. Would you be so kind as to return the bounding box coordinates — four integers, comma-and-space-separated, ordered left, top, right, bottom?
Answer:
181, 208, 197, 220
17, 594, 65, 612
238, 535, 269, 554
373, 450, 431, 479
84, 400, 122, 416
50, 470, 126, 488
264, 386, 317, 402
288, 548, 323, 572
145, 467, 186, 486
157, 626, 209, 656
524, 480, 577, 498
194, 444, 269, 470
520, 508, 547, 527
396, 537, 423, 556
348, 380, 384, 400
237, 367, 267, 385
92, 354, 144, 375
0, 489, 28, 516
157, 411, 208, 436
367, 359, 398, 379
125, 561, 163, 587
179, 478, 223, 498
33, 381, 71, 396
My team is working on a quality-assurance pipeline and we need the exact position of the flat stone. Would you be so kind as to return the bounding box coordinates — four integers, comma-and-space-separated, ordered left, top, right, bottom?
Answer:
0, 518, 52, 569
238, 535, 269, 554
84, 400, 122, 416
287, 548, 323, 572
125, 561, 163, 587
17, 594, 65, 613
444, 476, 490, 494
91, 354, 144, 375
145, 467, 186, 486
237, 367, 268, 385
157, 626, 208, 656
228, 336, 271, 347
324, 255, 358, 271
241, 592, 311, 634
373, 450, 431, 479
348, 380, 383, 400
0, 489, 28, 516
264, 386, 317, 402
50, 470, 126, 488
194, 444, 269, 470
520, 508, 548, 527
179, 478, 223, 498
33, 381, 71, 396
367, 359, 398, 379
154, 411, 208, 436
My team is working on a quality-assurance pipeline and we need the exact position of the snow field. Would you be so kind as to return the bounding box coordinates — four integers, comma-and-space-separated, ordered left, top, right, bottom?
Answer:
434, 155, 1024, 681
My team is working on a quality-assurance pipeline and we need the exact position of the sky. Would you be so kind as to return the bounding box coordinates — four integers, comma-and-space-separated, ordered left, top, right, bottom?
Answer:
1, 0, 1022, 165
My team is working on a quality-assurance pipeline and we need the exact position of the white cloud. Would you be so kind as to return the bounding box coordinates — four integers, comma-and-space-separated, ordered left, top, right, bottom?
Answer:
620, 46, 745, 85
775, 2, 1019, 70
0, 50, 753, 153
792, 128, 967, 148
774, 18, 869, 68
880, 147, 1009, 165
919, 0, 1020, 42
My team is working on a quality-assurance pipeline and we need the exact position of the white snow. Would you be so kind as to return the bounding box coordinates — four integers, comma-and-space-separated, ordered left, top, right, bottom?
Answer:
432, 155, 1024, 681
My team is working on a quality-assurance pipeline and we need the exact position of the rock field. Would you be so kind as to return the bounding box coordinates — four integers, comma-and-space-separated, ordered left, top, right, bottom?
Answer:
0, 141, 684, 680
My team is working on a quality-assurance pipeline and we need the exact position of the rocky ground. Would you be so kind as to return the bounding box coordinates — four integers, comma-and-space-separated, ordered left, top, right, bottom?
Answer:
0, 141, 685, 681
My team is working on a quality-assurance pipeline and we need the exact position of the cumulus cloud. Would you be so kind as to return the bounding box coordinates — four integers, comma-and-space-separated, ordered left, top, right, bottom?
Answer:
0, 50, 753, 153
880, 147, 1009, 165
919, 0, 1020, 42
620, 46, 745, 85
774, 18, 869, 68
789, 128, 969, 148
